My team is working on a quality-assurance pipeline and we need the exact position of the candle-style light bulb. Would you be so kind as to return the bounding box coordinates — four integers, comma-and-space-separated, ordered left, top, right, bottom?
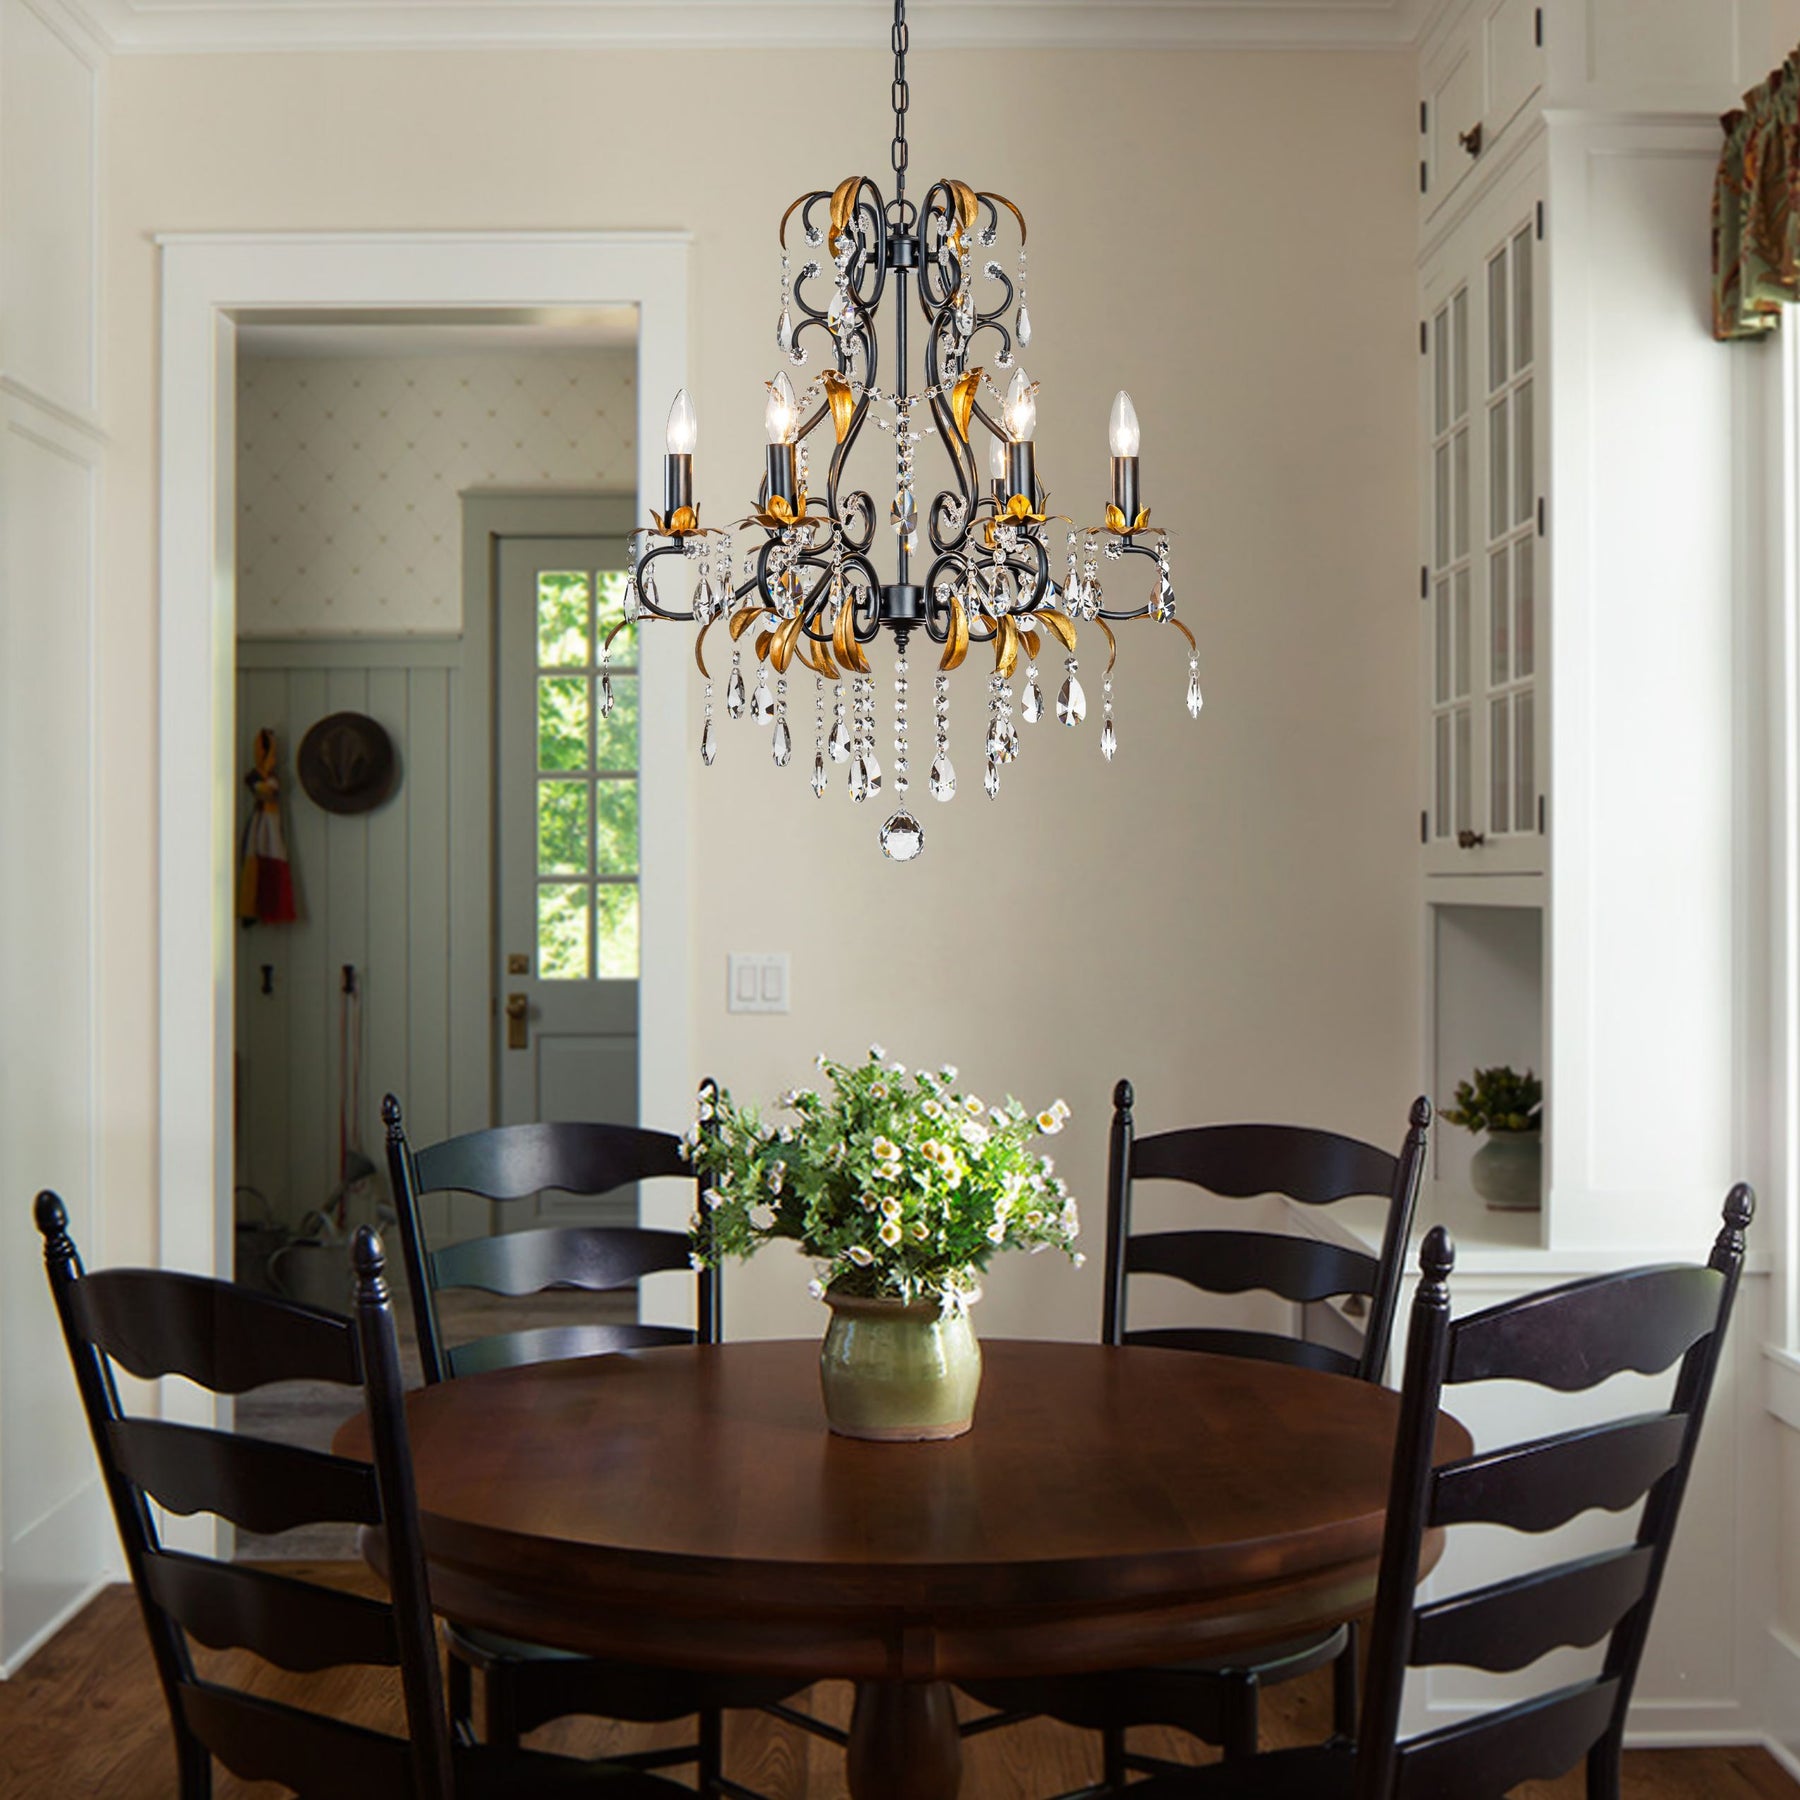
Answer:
988, 434, 1007, 482
1108, 390, 1141, 459
764, 371, 800, 445
1002, 367, 1038, 444
665, 388, 697, 455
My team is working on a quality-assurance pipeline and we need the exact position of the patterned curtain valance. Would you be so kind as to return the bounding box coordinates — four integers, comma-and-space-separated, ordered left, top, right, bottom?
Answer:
1715, 52, 1800, 340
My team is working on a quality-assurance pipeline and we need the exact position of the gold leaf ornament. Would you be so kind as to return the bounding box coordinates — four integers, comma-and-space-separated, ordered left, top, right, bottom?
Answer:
939, 592, 971, 672
1032, 608, 1079, 654
820, 371, 857, 444
948, 368, 983, 441
1104, 503, 1153, 535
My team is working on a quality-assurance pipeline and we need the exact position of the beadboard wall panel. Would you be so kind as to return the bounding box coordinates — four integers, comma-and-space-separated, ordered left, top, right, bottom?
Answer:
236, 348, 635, 637
234, 646, 486, 1246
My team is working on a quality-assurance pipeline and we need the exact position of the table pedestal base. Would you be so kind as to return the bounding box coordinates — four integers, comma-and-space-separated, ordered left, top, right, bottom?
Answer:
847, 1679, 963, 1800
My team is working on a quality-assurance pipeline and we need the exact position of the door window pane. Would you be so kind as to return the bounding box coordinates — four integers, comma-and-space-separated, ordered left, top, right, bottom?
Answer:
1513, 379, 1534, 527
1455, 707, 1472, 833
1452, 288, 1469, 421
1489, 546, 1510, 686
1433, 308, 1449, 436
1489, 401, 1511, 530
1488, 252, 1509, 391
538, 676, 589, 772
1453, 427, 1470, 561
1435, 714, 1451, 837
1434, 444, 1450, 570
538, 781, 590, 877
537, 572, 591, 667
538, 884, 591, 980
595, 885, 641, 981
1435, 579, 1451, 706
1515, 539, 1535, 677
1515, 691, 1535, 832
1454, 568, 1471, 700
1491, 698, 1511, 834
1512, 226, 1534, 368
594, 782, 640, 878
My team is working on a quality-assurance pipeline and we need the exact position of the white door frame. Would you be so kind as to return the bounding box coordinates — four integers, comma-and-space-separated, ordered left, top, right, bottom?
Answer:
158, 233, 693, 1332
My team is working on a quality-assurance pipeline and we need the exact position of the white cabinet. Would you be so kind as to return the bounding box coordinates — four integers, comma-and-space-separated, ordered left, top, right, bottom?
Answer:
1420, 0, 1544, 222
1422, 153, 1545, 879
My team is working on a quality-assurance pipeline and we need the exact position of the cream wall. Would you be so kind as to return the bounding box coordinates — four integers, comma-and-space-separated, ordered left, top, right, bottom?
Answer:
98, 47, 1421, 1338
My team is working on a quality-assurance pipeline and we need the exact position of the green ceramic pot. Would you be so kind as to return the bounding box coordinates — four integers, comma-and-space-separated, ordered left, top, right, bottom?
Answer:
1470, 1130, 1542, 1211
818, 1291, 982, 1441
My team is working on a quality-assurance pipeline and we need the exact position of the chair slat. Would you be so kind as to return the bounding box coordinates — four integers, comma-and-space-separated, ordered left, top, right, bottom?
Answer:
1394, 1676, 1620, 1800
1122, 1326, 1363, 1379
414, 1120, 686, 1203
107, 1418, 379, 1536
1131, 1124, 1398, 1206
1430, 1412, 1687, 1533
430, 1225, 692, 1298
1448, 1264, 1725, 1391
179, 1680, 415, 1800
1125, 1230, 1378, 1305
447, 1321, 697, 1380
144, 1551, 398, 1673
1409, 1546, 1655, 1674
75, 1269, 360, 1391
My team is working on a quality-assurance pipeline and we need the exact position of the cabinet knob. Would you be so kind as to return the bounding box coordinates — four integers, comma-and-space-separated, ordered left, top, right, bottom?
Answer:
1457, 828, 1487, 850
1459, 122, 1484, 159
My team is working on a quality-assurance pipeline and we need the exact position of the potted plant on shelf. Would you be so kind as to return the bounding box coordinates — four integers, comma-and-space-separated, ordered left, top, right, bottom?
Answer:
1442, 1065, 1543, 1212
685, 1047, 1082, 1441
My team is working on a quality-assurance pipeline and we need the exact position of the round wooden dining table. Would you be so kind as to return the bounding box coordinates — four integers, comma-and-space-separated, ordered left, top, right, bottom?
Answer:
337, 1338, 1467, 1799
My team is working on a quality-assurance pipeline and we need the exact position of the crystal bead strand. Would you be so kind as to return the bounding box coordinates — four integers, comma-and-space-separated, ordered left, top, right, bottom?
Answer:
828, 681, 850, 762
928, 674, 956, 800
1188, 656, 1204, 718
775, 249, 794, 357
1015, 243, 1031, 348
892, 653, 910, 796
986, 670, 1018, 765
700, 678, 717, 766
772, 675, 792, 766
1101, 674, 1117, 761
811, 678, 828, 796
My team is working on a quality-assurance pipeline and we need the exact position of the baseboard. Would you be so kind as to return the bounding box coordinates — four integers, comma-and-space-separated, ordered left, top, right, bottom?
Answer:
0, 1572, 110, 1679
1766, 1734, 1800, 1782
1764, 1622, 1800, 1774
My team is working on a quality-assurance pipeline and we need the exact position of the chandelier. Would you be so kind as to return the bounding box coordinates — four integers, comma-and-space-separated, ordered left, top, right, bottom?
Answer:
612, 0, 1201, 860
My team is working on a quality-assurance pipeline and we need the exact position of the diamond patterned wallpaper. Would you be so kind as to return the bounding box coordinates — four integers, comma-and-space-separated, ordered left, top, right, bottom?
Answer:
237, 348, 637, 636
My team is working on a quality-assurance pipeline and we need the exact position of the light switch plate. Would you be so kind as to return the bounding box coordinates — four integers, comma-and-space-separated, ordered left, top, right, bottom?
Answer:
727, 951, 790, 1014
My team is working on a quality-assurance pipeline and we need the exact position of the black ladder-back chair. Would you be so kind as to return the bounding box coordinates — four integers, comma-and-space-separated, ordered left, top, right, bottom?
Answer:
34, 1196, 681, 1800
1130, 1184, 1755, 1800
383, 1089, 803, 1792
962, 1085, 1432, 1790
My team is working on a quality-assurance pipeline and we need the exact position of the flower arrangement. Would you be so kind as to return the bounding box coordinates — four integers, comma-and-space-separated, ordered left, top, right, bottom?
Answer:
684, 1046, 1082, 1310
1442, 1065, 1543, 1135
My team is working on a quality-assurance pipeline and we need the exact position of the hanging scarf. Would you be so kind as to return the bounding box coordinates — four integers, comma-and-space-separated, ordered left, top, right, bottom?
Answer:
1714, 52, 1800, 339
237, 728, 299, 925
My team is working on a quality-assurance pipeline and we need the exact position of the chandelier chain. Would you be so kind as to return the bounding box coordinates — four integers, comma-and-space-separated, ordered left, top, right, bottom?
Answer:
891, 0, 909, 203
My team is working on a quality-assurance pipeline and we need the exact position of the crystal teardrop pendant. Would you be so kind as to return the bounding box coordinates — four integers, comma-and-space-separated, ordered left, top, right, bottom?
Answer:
928, 751, 956, 801
879, 809, 924, 862
599, 672, 615, 718
640, 566, 658, 612
622, 575, 640, 622
826, 717, 851, 762
701, 716, 717, 766
1021, 666, 1044, 724
811, 751, 828, 796
986, 716, 1019, 764
726, 664, 747, 719
1017, 303, 1032, 347
1056, 667, 1087, 727
849, 754, 869, 803
751, 675, 776, 724
863, 750, 882, 797
1155, 572, 1176, 621
1187, 668, 1204, 718
1101, 717, 1117, 761
983, 759, 1001, 799
772, 717, 792, 766
776, 305, 794, 353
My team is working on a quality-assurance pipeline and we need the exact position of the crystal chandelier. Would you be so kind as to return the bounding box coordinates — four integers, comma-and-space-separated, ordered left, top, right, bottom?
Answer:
614, 0, 1201, 860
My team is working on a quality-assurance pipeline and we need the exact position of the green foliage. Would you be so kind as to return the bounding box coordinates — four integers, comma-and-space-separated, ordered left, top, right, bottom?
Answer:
536, 571, 591, 667
1442, 1065, 1543, 1136
686, 1047, 1083, 1309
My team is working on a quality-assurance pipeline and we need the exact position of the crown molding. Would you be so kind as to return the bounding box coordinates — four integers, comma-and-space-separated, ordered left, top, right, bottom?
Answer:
55, 0, 1434, 56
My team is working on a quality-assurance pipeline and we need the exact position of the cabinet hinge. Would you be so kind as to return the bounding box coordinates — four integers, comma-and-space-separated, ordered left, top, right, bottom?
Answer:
1420, 159, 1429, 195
1534, 6, 1543, 47
1538, 794, 1546, 835
1420, 100, 1428, 133
1421, 809, 1429, 846
1420, 320, 1429, 353
1536, 199, 1545, 240
1420, 564, 1429, 599
1537, 496, 1546, 535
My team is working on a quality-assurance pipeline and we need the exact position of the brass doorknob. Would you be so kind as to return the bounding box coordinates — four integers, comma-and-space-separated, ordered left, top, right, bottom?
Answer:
505, 992, 529, 1050
1457, 828, 1487, 850
1459, 122, 1483, 158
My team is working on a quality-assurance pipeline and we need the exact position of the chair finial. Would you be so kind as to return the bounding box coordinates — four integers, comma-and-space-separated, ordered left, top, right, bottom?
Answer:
34, 1190, 73, 1263
1409, 1094, 1433, 1131
1114, 1077, 1134, 1113
1714, 1183, 1756, 1272
381, 1093, 404, 1140
353, 1225, 389, 1303
1420, 1224, 1455, 1286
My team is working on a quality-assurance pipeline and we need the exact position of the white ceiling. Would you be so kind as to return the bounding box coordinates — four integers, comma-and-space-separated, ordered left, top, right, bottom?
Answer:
235, 307, 640, 358
61, 0, 1435, 55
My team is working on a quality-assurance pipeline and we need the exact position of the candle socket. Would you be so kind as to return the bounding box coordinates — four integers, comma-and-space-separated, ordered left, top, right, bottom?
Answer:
663, 453, 693, 520
766, 442, 799, 510
1007, 441, 1037, 504
1111, 457, 1141, 528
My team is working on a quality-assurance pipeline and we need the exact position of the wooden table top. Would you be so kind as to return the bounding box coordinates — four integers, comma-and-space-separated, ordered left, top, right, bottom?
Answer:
338, 1339, 1467, 1682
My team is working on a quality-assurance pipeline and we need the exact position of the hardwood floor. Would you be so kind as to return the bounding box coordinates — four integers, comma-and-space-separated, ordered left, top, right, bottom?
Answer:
2, 1570, 1793, 1798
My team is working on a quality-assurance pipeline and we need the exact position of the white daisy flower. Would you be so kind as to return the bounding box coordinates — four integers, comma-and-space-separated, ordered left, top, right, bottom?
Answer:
767, 1161, 786, 1195
963, 1095, 985, 1117
879, 1219, 903, 1247
986, 1219, 1007, 1243
940, 1064, 959, 1082
889, 1061, 907, 1077
702, 1187, 725, 1211
848, 1245, 874, 1266
872, 1136, 902, 1163
921, 1098, 945, 1121
808, 1277, 826, 1299
870, 1081, 888, 1099
869, 1041, 887, 1061
1052, 1098, 1071, 1120
881, 1195, 902, 1217
1036, 1109, 1065, 1134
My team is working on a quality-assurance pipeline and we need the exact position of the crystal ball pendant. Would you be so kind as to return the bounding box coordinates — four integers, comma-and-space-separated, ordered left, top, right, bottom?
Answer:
878, 809, 924, 861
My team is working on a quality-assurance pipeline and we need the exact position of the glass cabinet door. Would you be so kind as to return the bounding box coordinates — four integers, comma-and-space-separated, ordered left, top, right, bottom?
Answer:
1427, 284, 1473, 849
